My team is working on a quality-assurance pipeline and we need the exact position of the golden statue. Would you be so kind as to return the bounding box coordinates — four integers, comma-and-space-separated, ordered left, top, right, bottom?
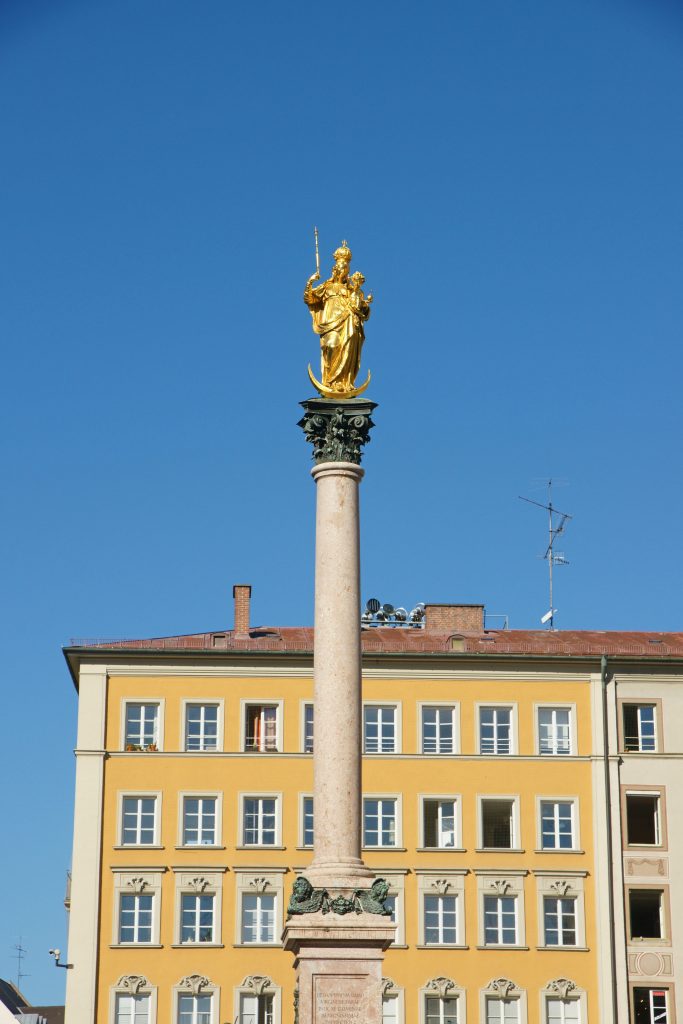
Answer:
304, 233, 372, 398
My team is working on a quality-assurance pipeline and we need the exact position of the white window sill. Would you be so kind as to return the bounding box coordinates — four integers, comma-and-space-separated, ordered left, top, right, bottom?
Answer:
536, 945, 589, 951
171, 943, 224, 948
232, 942, 282, 948
236, 845, 286, 850
477, 944, 529, 950
417, 847, 466, 853
175, 845, 226, 850
534, 848, 583, 854
475, 848, 525, 854
109, 943, 163, 948
362, 847, 407, 852
416, 944, 468, 950
296, 846, 314, 851
113, 845, 164, 850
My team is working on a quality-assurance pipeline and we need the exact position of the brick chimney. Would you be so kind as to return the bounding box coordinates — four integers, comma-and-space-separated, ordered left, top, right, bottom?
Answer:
425, 603, 485, 633
233, 584, 252, 636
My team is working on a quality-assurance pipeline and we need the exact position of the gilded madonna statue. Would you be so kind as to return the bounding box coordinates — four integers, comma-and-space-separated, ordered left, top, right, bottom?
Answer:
304, 238, 372, 398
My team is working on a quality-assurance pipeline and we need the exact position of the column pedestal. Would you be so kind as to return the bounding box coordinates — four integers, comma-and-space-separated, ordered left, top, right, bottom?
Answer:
283, 916, 394, 1024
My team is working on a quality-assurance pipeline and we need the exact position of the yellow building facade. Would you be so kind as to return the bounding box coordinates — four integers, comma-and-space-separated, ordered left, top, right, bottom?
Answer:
65, 594, 680, 1024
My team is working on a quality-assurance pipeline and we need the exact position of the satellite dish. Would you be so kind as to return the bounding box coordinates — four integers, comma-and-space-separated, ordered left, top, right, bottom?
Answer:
361, 611, 373, 623
394, 607, 407, 622
382, 603, 395, 616
366, 598, 381, 613
375, 609, 387, 621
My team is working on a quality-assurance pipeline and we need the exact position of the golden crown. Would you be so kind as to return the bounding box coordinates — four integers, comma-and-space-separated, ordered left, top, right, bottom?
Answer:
333, 240, 352, 263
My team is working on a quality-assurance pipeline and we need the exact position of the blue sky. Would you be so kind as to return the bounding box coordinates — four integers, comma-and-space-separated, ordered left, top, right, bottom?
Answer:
1, 0, 682, 1002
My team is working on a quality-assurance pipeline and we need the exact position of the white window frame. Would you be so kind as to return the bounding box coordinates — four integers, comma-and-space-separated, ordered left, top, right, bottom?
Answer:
631, 986, 671, 1024
419, 794, 463, 850
171, 869, 225, 947
234, 871, 287, 948
173, 976, 220, 1024
109, 977, 158, 1024
117, 791, 162, 848
624, 790, 663, 848
363, 702, 402, 754
623, 703, 658, 753
240, 891, 278, 945
418, 702, 461, 755
121, 698, 165, 752
477, 794, 521, 851
539, 981, 587, 1024
233, 976, 282, 1024
536, 796, 580, 852
479, 979, 527, 1024
419, 978, 466, 1024
300, 701, 314, 753
417, 871, 467, 948
377, 869, 407, 946
178, 792, 222, 848
299, 793, 314, 849
535, 703, 576, 756
240, 699, 283, 753
181, 699, 224, 753
534, 871, 587, 949
475, 870, 527, 948
382, 981, 404, 1024
111, 869, 164, 946
362, 794, 402, 849
477, 702, 518, 755
238, 793, 283, 848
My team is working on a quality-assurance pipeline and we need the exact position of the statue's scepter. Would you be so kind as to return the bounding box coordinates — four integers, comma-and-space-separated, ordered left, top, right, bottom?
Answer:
314, 226, 320, 279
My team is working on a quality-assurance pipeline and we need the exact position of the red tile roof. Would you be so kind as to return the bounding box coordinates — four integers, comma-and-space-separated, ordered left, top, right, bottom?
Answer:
66, 627, 683, 658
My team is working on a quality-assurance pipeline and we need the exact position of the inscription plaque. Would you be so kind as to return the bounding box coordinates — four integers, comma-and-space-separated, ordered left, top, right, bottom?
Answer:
314, 975, 369, 1024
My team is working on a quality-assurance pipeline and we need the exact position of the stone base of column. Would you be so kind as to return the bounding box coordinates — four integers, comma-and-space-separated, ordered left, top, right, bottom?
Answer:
283, 914, 395, 1024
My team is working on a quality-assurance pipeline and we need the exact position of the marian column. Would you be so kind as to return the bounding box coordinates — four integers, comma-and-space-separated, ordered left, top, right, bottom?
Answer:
283, 240, 395, 1024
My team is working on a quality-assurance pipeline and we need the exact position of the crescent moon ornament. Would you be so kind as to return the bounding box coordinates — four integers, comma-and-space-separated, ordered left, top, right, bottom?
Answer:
308, 364, 371, 399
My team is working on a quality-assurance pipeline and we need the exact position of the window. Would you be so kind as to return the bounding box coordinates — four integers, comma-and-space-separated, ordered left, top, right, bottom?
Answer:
302, 796, 314, 847
538, 708, 571, 755
623, 705, 657, 752
422, 706, 456, 754
240, 993, 274, 1024
243, 797, 277, 846
423, 799, 456, 848
124, 703, 159, 750
543, 896, 577, 946
303, 703, 314, 753
485, 998, 519, 1023
481, 799, 515, 848
115, 994, 150, 1024
180, 892, 215, 943
541, 801, 574, 850
241, 893, 276, 943
546, 998, 580, 1023
484, 895, 517, 944
364, 706, 397, 753
633, 988, 669, 1023
121, 796, 157, 846
424, 895, 458, 944
178, 994, 213, 1024
182, 797, 217, 846
480, 707, 512, 754
119, 893, 153, 943
245, 704, 278, 752
185, 704, 219, 751
629, 890, 664, 940
626, 794, 661, 846
383, 995, 399, 1024
425, 996, 459, 1024
384, 893, 397, 923
363, 798, 397, 847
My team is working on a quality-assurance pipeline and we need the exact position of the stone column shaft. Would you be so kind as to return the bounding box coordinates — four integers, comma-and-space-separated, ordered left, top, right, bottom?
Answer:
309, 462, 369, 882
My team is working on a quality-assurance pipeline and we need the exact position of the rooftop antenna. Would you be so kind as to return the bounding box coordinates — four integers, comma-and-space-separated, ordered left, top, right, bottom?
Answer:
519, 479, 573, 630
11, 937, 30, 990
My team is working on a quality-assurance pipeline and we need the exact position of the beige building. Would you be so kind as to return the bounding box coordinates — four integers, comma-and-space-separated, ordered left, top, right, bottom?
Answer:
62, 589, 683, 1024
